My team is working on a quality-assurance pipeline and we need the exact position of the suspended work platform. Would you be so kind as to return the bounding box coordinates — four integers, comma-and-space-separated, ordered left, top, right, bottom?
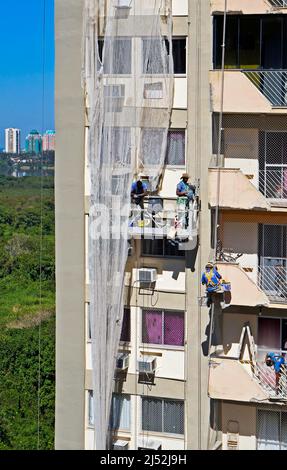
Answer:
128, 196, 199, 242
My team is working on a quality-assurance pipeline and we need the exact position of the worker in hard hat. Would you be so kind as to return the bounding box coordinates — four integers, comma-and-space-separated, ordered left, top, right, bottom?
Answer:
176, 173, 195, 203
131, 175, 148, 209
265, 352, 285, 394
201, 262, 222, 307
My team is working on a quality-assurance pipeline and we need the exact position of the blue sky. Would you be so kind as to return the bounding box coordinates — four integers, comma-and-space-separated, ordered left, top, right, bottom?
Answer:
0, 0, 54, 148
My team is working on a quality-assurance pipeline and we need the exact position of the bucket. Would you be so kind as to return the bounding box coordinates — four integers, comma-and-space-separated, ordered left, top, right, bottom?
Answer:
222, 282, 231, 292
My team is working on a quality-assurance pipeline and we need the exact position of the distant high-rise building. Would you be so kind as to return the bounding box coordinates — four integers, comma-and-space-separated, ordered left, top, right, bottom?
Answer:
42, 130, 56, 151
5, 128, 21, 154
25, 130, 42, 154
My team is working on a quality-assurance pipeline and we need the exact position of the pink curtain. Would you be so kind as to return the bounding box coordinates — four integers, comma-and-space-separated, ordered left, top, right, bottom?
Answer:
142, 310, 162, 344
164, 311, 184, 346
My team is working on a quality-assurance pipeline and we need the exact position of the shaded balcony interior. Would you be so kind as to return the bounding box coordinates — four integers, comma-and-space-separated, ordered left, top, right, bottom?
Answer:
212, 114, 287, 206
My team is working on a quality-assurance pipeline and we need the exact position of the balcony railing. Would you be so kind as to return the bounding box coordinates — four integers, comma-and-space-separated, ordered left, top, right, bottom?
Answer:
128, 198, 198, 242
268, 0, 287, 7
252, 352, 287, 400
258, 261, 287, 303
259, 169, 287, 201
242, 70, 287, 107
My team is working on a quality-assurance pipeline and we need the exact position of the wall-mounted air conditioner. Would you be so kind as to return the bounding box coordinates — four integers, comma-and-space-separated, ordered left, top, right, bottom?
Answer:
138, 438, 162, 450
137, 268, 157, 284
144, 82, 163, 99
138, 356, 157, 373
116, 352, 129, 370
113, 440, 129, 450
114, 0, 132, 9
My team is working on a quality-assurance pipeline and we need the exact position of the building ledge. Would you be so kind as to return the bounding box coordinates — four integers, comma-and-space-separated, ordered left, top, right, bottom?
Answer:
209, 168, 271, 211
208, 357, 269, 402
216, 262, 269, 308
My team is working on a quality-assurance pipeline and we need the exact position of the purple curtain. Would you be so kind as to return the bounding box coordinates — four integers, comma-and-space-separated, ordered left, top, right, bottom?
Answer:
164, 311, 184, 346
142, 310, 162, 344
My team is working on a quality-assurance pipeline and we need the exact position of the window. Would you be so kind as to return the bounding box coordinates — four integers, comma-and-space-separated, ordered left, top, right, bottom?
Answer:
88, 390, 94, 426
120, 308, 131, 342
172, 38, 186, 74
101, 127, 131, 166
257, 410, 287, 450
142, 309, 184, 346
110, 394, 131, 431
214, 15, 287, 70
142, 397, 184, 435
258, 317, 287, 359
165, 130, 185, 166
142, 38, 169, 74
99, 38, 132, 74
87, 303, 91, 341
142, 238, 185, 257
140, 128, 165, 166
142, 38, 186, 75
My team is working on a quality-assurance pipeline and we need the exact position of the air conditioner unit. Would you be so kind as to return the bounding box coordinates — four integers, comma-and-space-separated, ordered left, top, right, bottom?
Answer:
116, 353, 129, 370
113, 440, 129, 450
114, 0, 131, 9
138, 438, 161, 450
138, 268, 157, 284
144, 82, 163, 99
138, 356, 157, 373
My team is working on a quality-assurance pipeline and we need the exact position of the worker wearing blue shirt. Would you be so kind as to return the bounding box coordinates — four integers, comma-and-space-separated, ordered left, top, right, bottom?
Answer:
265, 352, 285, 393
201, 262, 222, 307
131, 177, 148, 209
176, 173, 194, 203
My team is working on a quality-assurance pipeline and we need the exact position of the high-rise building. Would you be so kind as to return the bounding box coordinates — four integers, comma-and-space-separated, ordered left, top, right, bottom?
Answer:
42, 130, 56, 151
5, 128, 21, 154
25, 130, 42, 154
55, 0, 287, 451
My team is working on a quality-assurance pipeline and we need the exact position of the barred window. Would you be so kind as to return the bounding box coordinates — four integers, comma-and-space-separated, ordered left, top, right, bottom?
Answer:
142, 397, 184, 435
257, 410, 287, 450
110, 394, 131, 431
165, 130, 185, 166
142, 309, 184, 346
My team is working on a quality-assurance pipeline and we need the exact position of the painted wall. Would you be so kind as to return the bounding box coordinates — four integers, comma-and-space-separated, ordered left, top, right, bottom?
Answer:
222, 402, 257, 450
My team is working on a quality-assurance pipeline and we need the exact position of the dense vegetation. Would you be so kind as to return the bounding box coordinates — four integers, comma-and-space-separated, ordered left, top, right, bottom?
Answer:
0, 176, 55, 449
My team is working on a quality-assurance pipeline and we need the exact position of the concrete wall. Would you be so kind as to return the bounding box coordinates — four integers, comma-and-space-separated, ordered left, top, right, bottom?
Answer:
222, 402, 257, 450
55, 0, 86, 450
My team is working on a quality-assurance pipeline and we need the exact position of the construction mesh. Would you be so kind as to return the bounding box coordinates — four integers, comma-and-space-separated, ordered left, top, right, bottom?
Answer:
82, 0, 173, 449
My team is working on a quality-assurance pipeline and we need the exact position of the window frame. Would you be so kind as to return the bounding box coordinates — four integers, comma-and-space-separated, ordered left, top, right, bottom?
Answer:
141, 308, 185, 349
165, 129, 186, 168
110, 394, 131, 432
257, 408, 287, 450
141, 396, 184, 436
120, 307, 131, 344
141, 238, 186, 258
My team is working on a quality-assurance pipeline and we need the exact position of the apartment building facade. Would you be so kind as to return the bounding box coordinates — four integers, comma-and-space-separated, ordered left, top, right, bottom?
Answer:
5, 128, 20, 154
55, 0, 287, 450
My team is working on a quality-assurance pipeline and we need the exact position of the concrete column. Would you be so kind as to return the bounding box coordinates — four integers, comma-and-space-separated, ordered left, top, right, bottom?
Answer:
185, 0, 212, 450
55, 0, 86, 449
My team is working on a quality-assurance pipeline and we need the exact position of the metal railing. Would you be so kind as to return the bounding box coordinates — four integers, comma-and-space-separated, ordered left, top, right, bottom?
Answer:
258, 262, 287, 303
253, 359, 287, 400
268, 0, 287, 7
258, 169, 287, 200
129, 198, 198, 241
243, 70, 287, 107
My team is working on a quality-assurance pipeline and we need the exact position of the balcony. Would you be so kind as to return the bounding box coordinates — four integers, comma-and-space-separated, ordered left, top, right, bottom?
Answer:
209, 168, 270, 211
268, 0, 287, 8
211, 0, 287, 14
254, 357, 287, 401
258, 259, 287, 303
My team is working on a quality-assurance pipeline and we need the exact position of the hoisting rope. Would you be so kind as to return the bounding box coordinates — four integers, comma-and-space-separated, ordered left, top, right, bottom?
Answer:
37, 0, 47, 450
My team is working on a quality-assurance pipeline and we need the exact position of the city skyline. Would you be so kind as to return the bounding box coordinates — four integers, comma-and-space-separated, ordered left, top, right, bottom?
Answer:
2, 127, 55, 152
0, 0, 54, 149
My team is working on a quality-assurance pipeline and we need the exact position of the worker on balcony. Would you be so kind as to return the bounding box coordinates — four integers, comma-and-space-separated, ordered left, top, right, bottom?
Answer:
176, 173, 195, 204
265, 352, 285, 394
131, 175, 148, 210
201, 262, 222, 308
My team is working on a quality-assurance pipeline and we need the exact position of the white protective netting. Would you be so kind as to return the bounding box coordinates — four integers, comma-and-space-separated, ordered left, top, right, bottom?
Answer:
82, 0, 173, 449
